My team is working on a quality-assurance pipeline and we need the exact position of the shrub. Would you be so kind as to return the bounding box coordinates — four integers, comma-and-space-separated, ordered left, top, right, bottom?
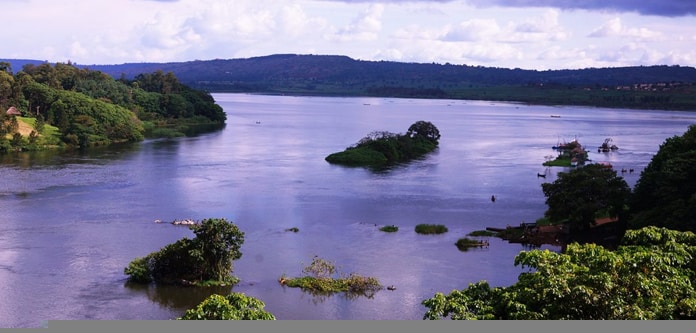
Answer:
455, 237, 489, 251
379, 225, 399, 232
415, 224, 448, 235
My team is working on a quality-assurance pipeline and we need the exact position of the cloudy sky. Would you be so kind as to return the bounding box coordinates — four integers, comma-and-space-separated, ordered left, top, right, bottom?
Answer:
4, 0, 696, 70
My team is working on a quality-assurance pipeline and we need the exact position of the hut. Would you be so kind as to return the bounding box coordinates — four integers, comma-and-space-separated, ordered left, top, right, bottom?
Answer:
6, 106, 21, 116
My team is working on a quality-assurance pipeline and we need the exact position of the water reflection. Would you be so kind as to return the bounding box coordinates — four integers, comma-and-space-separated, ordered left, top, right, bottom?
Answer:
124, 282, 233, 311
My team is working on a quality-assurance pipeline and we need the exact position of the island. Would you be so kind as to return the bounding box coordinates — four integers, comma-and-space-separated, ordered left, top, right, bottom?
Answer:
325, 120, 440, 168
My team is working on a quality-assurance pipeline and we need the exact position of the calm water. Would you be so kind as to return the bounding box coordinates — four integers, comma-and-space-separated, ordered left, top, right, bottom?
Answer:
1, 93, 694, 326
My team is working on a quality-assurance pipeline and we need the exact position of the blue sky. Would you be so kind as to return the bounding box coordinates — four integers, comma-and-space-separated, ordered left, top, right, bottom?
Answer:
4, 0, 696, 70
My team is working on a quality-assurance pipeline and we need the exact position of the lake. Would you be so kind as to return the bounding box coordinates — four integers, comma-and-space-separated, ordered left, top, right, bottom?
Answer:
1, 93, 694, 326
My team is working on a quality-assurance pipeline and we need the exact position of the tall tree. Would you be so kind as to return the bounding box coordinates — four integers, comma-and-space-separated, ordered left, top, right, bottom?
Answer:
541, 163, 631, 235
630, 124, 696, 232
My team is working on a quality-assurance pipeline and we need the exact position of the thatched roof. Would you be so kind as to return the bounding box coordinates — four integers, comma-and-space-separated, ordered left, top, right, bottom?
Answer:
6, 106, 21, 116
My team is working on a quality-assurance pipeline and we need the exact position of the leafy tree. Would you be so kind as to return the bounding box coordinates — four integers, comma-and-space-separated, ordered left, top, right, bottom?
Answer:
124, 218, 245, 286
422, 226, 696, 320
541, 163, 631, 234
178, 293, 276, 320
406, 120, 441, 144
630, 124, 696, 232
189, 218, 245, 283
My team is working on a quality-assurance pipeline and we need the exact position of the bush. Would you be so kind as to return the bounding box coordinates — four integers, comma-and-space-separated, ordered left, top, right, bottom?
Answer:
280, 256, 383, 297
379, 225, 399, 232
124, 218, 245, 286
415, 224, 448, 235
455, 237, 489, 251
178, 293, 275, 320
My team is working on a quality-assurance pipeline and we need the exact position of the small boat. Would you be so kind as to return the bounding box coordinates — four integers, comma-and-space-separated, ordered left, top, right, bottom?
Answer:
550, 115, 561, 118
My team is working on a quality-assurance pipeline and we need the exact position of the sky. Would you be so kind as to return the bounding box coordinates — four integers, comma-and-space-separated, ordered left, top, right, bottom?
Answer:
3, 0, 696, 70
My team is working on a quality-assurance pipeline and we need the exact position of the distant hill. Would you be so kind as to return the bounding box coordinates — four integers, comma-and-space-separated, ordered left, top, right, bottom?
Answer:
6, 54, 696, 89
4, 54, 696, 109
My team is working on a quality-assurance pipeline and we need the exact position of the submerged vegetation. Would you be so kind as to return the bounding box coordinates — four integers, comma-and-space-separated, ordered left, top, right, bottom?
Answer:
325, 120, 440, 168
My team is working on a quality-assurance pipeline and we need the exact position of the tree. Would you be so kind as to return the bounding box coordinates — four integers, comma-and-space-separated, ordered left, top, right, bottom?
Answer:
178, 293, 276, 320
422, 227, 696, 320
124, 218, 245, 286
406, 120, 441, 144
630, 124, 696, 232
541, 163, 631, 234
189, 218, 245, 283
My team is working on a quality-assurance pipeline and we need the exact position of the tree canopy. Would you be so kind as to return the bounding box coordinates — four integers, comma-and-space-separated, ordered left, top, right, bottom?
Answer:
325, 120, 440, 168
0, 62, 226, 152
178, 293, 276, 320
422, 226, 696, 320
630, 124, 696, 232
541, 163, 631, 235
124, 218, 245, 286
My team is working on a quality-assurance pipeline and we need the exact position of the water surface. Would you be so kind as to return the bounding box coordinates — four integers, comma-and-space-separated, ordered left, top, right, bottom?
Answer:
1, 94, 694, 326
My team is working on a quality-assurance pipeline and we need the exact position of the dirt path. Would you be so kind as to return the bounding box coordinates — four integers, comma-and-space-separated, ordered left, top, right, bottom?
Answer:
17, 119, 35, 136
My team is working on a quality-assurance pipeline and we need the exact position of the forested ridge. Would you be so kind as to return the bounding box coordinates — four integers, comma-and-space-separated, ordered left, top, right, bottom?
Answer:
5, 54, 695, 110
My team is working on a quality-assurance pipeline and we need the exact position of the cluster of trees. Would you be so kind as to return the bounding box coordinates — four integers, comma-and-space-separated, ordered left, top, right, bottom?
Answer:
325, 120, 441, 168
422, 124, 696, 320
423, 226, 696, 320
0, 61, 226, 151
124, 218, 244, 286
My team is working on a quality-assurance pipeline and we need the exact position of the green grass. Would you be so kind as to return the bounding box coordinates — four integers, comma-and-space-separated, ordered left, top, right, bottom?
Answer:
415, 224, 448, 235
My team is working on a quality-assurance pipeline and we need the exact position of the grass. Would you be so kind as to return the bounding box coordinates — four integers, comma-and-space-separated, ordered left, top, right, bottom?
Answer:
379, 225, 399, 232
415, 224, 448, 235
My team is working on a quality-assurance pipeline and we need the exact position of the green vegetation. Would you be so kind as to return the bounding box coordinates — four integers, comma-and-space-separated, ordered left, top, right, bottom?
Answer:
422, 227, 696, 320
455, 238, 489, 251
0, 61, 225, 152
178, 293, 276, 320
543, 140, 588, 167
629, 124, 696, 233
83, 56, 696, 111
279, 256, 382, 297
541, 163, 631, 235
467, 230, 497, 237
124, 218, 244, 286
325, 120, 440, 168
379, 225, 399, 232
415, 224, 448, 235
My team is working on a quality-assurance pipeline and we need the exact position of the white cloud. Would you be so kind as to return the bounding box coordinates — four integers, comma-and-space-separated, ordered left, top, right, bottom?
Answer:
444, 19, 501, 42
1, 0, 694, 69
588, 17, 662, 40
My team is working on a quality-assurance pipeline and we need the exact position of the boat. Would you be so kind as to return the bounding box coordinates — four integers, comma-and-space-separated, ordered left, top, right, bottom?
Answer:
550, 115, 561, 118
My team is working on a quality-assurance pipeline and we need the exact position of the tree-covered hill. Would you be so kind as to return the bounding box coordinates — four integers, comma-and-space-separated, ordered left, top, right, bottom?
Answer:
5, 54, 696, 110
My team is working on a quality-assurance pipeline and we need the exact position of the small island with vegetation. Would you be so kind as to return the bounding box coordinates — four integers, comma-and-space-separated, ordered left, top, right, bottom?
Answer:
124, 218, 244, 287
325, 120, 440, 169
278, 256, 383, 298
